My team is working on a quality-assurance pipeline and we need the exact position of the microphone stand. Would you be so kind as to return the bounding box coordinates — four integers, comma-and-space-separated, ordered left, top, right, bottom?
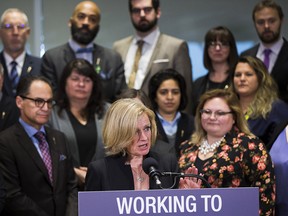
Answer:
160, 172, 211, 189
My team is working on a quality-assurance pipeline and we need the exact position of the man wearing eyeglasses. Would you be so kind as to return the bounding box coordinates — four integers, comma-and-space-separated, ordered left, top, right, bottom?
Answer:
0, 76, 78, 216
0, 8, 41, 97
113, 0, 193, 114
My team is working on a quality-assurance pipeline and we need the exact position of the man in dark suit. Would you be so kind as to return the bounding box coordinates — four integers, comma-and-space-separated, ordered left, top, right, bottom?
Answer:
0, 63, 19, 132
41, 1, 127, 103
113, 0, 193, 114
241, 0, 288, 103
0, 76, 78, 216
0, 8, 41, 97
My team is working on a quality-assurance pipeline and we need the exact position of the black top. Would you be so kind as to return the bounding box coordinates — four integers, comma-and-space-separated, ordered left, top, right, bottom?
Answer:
67, 111, 97, 167
85, 151, 179, 191
191, 73, 231, 115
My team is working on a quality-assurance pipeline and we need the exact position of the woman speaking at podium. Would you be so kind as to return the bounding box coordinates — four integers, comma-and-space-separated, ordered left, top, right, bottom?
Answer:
85, 98, 178, 191
178, 89, 275, 216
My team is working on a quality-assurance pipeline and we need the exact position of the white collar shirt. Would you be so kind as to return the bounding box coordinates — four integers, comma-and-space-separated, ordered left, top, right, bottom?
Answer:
256, 37, 284, 73
4, 51, 26, 77
125, 28, 160, 89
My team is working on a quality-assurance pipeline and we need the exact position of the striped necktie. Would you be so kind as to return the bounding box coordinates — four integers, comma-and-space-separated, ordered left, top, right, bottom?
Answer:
34, 131, 53, 184
10, 61, 19, 95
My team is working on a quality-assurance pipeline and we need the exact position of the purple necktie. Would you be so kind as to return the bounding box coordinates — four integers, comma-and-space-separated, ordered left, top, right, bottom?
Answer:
263, 49, 272, 70
34, 131, 53, 184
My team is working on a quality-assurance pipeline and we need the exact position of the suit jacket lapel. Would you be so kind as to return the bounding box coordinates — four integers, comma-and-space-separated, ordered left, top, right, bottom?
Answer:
0, 52, 13, 96
271, 39, 288, 75
15, 123, 52, 184
63, 43, 76, 65
21, 54, 34, 77
142, 34, 163, 84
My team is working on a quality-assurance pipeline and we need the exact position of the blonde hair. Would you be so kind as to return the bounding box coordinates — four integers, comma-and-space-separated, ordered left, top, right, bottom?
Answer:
192, 89, 251, 144
103, 98, 157, 156
231, 56, 278, 119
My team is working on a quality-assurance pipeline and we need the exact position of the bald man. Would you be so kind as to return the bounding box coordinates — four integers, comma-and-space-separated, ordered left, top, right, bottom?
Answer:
41, 1, 127, 103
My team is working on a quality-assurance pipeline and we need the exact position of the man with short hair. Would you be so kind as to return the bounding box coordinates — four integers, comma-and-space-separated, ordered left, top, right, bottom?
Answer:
113, 0, 193, 114
241, 0, 288, 103
0, 76, 78, 216
0, 8, 41, 96
41, 1, 127, 103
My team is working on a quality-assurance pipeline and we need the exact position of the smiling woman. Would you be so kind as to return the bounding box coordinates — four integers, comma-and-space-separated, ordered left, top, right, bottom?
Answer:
179, 88, 275, 216
85, 98, 178, 191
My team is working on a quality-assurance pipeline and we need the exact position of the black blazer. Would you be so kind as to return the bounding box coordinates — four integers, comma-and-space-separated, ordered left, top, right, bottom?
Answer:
0, 123, 78, 216
41, 43, 127, 103
85, 151, 179, 191
0, 94, 19, 132
153, 112, 194, 159
241, 38, 288, 103
0, 52, 42, 97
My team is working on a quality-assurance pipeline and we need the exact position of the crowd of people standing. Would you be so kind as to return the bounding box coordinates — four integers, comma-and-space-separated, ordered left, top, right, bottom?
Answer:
0, 0, 287, 216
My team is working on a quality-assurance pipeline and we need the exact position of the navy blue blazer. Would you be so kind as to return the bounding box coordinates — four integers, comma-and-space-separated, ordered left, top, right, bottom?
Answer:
0, 52, 42, 97
241, 38, 288, 103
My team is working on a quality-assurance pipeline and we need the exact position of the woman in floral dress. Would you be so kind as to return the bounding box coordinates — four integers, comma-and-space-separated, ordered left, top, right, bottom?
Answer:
179, 89, 275, 216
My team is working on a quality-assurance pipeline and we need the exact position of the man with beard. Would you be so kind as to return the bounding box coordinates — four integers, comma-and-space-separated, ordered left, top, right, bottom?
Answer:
0, 8, 41, 97
113, 0, 193, 114
41, 1, 127, 103
241, 0, 288, 103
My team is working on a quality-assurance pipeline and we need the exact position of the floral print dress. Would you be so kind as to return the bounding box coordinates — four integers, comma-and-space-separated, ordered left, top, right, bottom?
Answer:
179, 127, 275, 216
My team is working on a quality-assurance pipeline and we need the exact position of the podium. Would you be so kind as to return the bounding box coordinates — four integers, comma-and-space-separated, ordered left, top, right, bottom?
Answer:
79, 187, 259, 216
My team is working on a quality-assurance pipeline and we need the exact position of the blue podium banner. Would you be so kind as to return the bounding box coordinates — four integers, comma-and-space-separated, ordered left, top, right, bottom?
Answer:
79, 187, 259, 216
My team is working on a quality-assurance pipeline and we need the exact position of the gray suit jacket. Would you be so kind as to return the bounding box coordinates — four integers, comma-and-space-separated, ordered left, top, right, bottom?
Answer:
41, 43, 127, 103
48, 105, 106, 167
113, 34, 193, 114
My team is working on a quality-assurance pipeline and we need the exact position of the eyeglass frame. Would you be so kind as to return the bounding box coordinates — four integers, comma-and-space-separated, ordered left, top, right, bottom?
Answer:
131, 7, 154, 15
20, 95, 55, 109
208, 41, 230, 49
1, 23, 28, 31
200, 109, 233, 119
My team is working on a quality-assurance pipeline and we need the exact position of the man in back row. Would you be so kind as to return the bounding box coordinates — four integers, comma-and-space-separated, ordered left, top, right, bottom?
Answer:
241, 0, 288, 103
41, 1, 127, 103
113, 0, 193, 114
0, 8, 41, 97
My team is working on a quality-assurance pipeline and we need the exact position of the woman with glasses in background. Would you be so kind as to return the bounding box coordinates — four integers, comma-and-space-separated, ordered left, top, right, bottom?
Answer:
179, 89, 275, 216
191, 26, 238, 115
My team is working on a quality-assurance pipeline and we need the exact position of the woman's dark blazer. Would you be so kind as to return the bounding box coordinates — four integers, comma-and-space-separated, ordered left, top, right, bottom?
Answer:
154, 112, 194, 159
85, 151, 178, 191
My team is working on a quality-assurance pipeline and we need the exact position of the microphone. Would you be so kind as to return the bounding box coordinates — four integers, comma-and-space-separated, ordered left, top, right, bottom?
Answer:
142, 157, 162, 187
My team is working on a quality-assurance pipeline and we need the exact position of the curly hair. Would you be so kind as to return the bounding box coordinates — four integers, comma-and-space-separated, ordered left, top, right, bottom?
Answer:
148, 68, 187, 111
231, 56, 279, 119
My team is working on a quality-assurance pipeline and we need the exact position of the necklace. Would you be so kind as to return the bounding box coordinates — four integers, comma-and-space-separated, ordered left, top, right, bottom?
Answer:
199, 136, 225, 156
131, 167, 145, 183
